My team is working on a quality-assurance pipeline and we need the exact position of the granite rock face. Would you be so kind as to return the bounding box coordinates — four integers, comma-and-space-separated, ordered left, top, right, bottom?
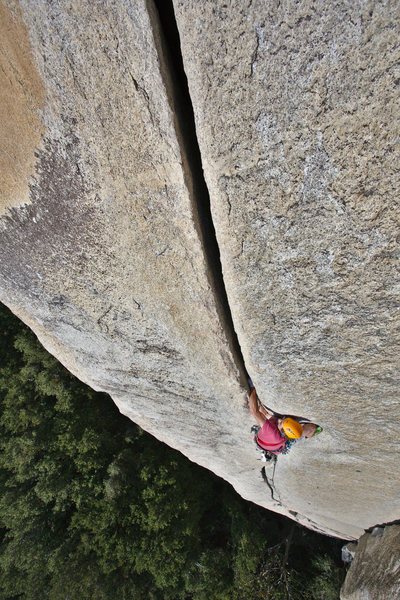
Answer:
0, 0, 255, 510
0, 0, 399, 540
174, 0, 400, 536
341, 526, 400, 600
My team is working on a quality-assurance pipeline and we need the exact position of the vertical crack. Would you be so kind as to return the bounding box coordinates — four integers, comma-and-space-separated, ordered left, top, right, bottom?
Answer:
261, 461, 282, 507
147, 0, 249, 389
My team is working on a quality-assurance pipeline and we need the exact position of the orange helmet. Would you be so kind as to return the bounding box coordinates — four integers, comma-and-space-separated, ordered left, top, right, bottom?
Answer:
282, 418, 303, 439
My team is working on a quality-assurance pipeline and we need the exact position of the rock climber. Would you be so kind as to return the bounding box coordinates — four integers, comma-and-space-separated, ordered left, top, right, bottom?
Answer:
248, 383, 321, 458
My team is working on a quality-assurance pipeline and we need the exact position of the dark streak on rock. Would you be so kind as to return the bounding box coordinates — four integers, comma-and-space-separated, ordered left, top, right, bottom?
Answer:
250, 30, 260, 76
132, 297, 142, 310
156, 246, 170, 256
0, 130, 98, 303
129, 70, 154, 126
97, 305, 112, 333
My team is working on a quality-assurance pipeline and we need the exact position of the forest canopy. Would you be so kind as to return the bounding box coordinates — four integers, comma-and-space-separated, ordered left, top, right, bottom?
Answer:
0, 303, 344, 599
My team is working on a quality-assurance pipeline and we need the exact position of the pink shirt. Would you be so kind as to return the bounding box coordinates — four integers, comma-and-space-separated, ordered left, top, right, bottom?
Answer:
257, 418, 286, 452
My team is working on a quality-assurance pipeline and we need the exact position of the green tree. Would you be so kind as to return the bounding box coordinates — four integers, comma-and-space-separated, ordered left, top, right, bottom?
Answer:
0, 303, 344, 600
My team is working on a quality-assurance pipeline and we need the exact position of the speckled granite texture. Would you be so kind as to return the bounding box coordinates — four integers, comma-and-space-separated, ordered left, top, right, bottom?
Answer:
0, 0, 399, 538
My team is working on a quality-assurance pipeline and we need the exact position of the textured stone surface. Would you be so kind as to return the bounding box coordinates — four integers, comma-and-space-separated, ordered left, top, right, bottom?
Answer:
0, 0, 259, 517
1, 0, 399, 540
0, 1, 45, 214
175, 0, 400, 536
341, 526, 400, 600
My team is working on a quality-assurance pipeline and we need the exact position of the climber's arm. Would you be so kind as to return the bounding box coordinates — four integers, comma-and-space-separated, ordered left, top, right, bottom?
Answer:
249, 387, 267, 427
259, 404, 274, 419
302, 423, 317, 438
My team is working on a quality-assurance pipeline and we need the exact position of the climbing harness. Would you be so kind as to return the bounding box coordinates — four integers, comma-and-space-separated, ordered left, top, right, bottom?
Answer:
251, 425, 294, 460
280, 438, 298, 455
